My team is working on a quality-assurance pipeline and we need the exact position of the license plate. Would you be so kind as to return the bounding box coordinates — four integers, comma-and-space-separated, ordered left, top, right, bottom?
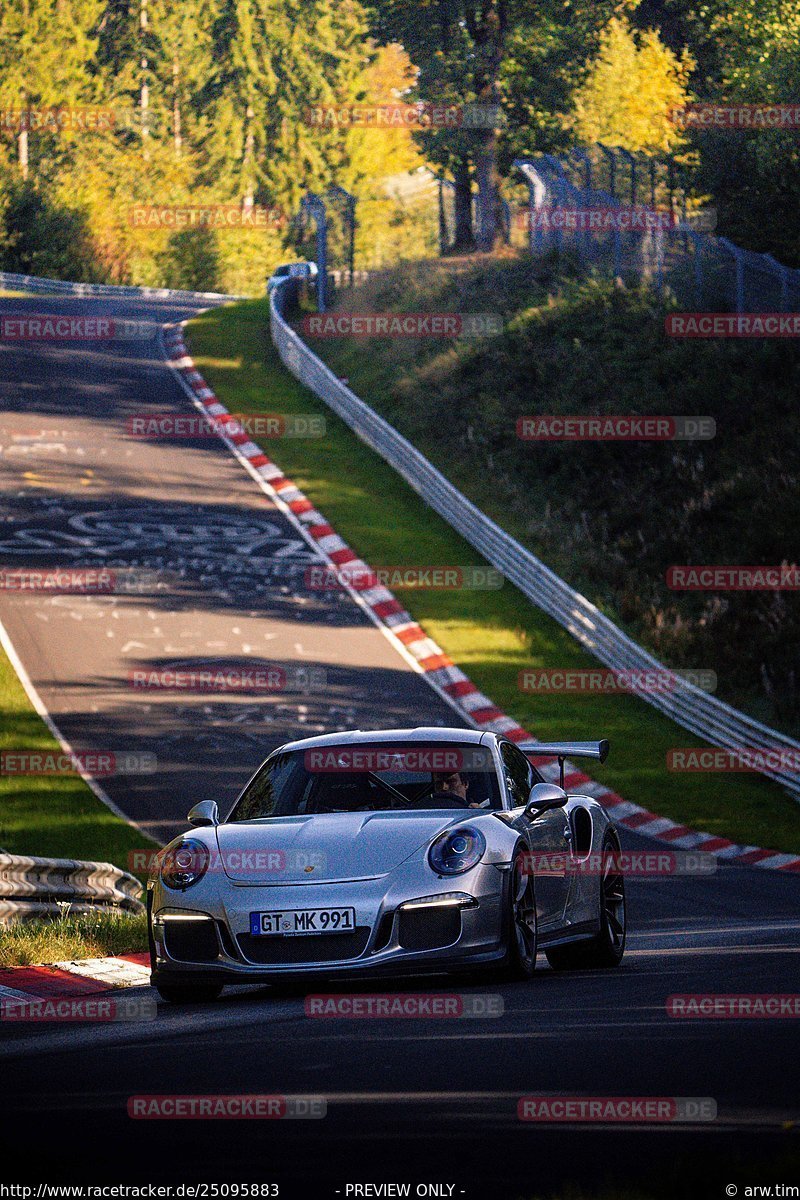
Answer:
249, 907, 356, 937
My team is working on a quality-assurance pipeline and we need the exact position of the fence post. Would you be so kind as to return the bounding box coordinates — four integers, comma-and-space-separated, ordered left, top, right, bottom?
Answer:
301, 192, 328, 311
689, 231, 704, 307
719, 237, 745, 313
571, 150, 593, 261
618, 148, 637, 206
326, 184, 357, 287
438, 180, 448, 255
763, 254, 790, 312
597, 143, 617, 200
514, 160, 548, 255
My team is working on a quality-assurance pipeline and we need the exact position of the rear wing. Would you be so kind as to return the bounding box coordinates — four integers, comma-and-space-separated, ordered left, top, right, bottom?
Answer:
517, 740, 609, 789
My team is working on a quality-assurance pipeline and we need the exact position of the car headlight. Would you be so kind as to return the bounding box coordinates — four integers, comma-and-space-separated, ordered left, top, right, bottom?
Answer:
160, 838, 210, 890
428, 826, 486, 876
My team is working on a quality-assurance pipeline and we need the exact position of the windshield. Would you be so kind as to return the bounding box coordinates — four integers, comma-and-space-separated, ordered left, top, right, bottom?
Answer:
228, 743, 501, 821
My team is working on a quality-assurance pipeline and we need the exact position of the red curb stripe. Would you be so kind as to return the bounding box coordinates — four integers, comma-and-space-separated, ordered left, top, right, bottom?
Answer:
289, 498, 315, 515
308, 523, 334, 539
444, 680, 478, 699
329, 547, 357, 566
657, 824, 696, 841
247, 454, 269, 467
562, 770, 592, 788
418, 653, 455, 673
371, 599, 405, 619
471, 706, 504, 724
395, 625, 426, 646
118, 952, 150, 966
695, 836, 735, 852
737, 848, 780, 865
0, 966, 113, 998
620, 811, 661, 830
595, 790, 624, 808
779, 860, 800, 872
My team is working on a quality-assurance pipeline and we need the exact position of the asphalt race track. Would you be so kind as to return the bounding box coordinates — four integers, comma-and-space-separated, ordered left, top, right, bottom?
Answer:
0, 294, 798, 1197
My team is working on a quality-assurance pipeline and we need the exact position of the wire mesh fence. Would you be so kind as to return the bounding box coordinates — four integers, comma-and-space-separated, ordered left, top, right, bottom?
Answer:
514, 145, 800, 314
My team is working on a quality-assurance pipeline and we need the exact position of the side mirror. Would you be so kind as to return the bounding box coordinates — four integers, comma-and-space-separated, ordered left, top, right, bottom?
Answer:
524, 782, 568, 819
188, 800, 219, 828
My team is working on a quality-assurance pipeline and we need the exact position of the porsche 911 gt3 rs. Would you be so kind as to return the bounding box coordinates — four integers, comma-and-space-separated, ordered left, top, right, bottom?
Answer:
148, 727, 626, 1002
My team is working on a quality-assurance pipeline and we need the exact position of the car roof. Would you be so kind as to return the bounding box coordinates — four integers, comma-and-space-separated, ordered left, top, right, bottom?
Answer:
278, 727, 496, 754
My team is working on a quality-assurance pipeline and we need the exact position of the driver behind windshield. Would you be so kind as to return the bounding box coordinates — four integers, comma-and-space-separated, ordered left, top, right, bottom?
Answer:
433, 770, 488, 809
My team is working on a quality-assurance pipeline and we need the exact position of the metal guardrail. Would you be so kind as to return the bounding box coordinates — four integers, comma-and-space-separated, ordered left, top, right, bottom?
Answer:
0, 270, 241, 303
0, 853, 144, 924
270, 277, 800, 801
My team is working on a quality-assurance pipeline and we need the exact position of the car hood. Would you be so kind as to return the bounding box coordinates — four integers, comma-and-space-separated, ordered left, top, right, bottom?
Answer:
214, 811, 468, 884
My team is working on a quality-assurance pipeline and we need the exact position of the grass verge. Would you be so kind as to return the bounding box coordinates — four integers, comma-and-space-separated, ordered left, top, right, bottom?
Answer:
0, 908, 147, 968
0, 640, 154, 871
183, 296, 800, 854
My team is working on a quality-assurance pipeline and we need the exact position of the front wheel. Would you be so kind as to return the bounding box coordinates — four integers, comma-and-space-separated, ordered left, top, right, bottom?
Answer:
545, 831, 626, 970
501, 849, 538, 980
156, 983, 224, 1004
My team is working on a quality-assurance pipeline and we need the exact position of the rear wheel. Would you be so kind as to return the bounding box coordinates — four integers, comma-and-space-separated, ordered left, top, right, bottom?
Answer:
545, 831, 626, 970
156, 983, 224, 1004
501, 849, 537, 980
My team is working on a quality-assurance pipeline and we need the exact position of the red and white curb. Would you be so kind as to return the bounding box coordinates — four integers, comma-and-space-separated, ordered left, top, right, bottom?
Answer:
160, 322, 800, 875
0, 952, 150, 1006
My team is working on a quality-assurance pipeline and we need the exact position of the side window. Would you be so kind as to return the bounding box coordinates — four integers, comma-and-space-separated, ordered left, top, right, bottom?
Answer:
500, 742, 534, 807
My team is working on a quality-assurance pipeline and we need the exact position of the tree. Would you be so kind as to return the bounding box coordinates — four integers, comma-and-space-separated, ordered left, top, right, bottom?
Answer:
0, 0, 103, 177
571, 14, 693, 153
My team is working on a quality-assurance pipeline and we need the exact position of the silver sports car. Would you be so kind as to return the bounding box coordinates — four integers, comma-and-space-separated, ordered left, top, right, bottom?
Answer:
147, 727, 626, 1002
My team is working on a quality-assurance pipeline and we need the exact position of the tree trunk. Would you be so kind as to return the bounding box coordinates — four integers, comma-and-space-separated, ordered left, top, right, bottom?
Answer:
243, 103, 255, 209
18, 128, 29, 180
452, 157, 475, 252
474, 127, 500, 251
172, 57, 182, 156
464, 0, 506, 253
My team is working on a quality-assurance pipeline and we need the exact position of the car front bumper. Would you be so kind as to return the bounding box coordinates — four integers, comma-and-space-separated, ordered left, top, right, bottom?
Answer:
149, 864, 507, 984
